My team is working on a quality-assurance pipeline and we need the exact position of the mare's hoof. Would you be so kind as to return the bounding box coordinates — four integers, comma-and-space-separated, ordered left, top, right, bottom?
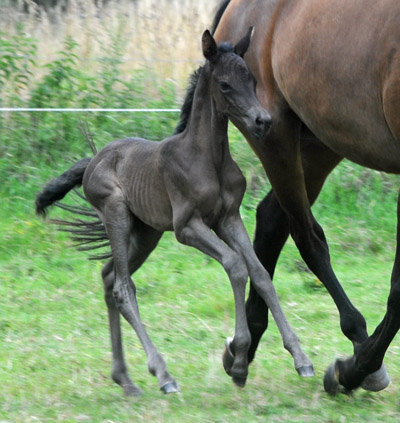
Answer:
361, 364, 390, 392
160, 381, 180, 394
296, 365, 315, 378
323, 361, 343, 396
222, 336, 234, 376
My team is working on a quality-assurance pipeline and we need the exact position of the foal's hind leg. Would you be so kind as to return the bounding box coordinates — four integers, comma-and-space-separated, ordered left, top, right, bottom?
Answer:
103, 196, 178, 394
102, 259, 142, 396
102, 224, 164, 396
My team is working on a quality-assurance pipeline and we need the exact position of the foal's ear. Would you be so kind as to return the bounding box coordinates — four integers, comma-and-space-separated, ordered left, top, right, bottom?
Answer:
202, 30, 218, 63
234, 26, 254, 58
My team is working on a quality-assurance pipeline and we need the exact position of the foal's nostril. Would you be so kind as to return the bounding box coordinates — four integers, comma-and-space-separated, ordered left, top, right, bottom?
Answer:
251, 113, 272, 138
255, 116, 265, 127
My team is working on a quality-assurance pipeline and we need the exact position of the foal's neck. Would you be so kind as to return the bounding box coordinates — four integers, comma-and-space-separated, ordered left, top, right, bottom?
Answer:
182, 65, 229, 162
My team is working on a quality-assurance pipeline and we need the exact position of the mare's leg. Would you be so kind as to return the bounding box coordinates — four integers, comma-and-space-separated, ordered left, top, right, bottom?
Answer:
175, 216, 251, 387
246, 134, 342, 363
103, 195, 178, 394
216, 212, 314, 376
324, 190, 400, 394
249, 114, 389, 387
101, 222, 164, 396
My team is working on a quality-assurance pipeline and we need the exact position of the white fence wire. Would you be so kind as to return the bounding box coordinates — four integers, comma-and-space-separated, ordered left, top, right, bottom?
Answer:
0, 108, 181, 113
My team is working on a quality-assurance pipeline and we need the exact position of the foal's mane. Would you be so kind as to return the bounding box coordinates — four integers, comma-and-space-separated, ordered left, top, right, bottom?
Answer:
173, 66, 203, 135
173, 0, 233, 135
173, 42, 235, 135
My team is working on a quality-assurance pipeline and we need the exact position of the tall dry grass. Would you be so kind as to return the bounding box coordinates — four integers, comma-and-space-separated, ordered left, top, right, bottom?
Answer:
1, 0, 215, 85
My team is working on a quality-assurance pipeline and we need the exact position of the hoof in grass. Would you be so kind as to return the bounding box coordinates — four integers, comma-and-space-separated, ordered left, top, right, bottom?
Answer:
160, 381, 180, 394
296, 365, 315, 378
123, 384, 144, 397
361, 364, 390, 392
323, 361, 343, 396
222, 336, 234, 376
232, 374, 247, 388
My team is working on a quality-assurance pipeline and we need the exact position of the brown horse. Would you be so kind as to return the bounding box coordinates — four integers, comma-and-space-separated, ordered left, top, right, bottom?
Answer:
212, 0, 400, 395
35, 30, 314, 395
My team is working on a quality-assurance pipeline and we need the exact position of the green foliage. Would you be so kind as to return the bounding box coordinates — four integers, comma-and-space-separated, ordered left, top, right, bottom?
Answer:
1, 25, 178, 198
31, 36, 81, 108
0, 23, 37, 100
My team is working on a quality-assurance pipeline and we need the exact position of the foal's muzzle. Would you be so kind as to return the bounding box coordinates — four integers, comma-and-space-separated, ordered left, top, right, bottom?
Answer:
244, 106, 272, 139
249, 109, 272, 139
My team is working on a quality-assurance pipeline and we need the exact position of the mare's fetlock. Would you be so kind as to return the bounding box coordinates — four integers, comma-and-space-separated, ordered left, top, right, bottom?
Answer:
340, 309, 367, 344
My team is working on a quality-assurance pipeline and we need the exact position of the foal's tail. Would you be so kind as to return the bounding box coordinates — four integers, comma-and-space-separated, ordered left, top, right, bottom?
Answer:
35, 157, 111, 260
35, 157, 91, 216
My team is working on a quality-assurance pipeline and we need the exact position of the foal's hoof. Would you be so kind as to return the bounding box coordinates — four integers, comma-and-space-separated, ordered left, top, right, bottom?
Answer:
160, 380, 180, 394
124, 384, 144, 397
222, 336, 234, 376
323, 361, 344, 396
232, 374, 247, 388
296, 365, 315, 378
112, 373, 143, 396
361, 364, 390, 392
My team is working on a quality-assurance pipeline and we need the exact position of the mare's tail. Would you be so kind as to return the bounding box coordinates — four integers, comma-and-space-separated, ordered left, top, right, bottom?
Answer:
211, 0, 231, 34
35, 157, 91, 216
35, 157, 111, 260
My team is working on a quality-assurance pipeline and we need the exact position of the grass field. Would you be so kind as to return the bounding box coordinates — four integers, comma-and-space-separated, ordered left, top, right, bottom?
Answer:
2, 126, 400, 422
2, 0, 400, 421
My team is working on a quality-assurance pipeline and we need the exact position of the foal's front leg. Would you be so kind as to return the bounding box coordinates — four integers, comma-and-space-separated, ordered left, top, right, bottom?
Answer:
216, 213, 314, 377
175, 216, 251, 387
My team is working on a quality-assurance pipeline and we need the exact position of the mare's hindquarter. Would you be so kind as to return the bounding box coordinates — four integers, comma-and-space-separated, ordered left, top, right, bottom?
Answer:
215, 0, 400, 172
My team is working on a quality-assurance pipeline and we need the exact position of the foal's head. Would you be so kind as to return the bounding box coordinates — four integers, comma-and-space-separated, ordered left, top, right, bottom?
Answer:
202, 29, 271, 139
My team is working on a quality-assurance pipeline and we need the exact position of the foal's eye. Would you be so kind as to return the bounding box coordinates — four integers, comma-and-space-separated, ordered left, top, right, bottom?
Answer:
218, 81, 231, 92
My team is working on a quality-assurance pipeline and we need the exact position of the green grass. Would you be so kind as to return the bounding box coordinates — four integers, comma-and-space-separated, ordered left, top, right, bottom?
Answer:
2, 127, 400, 422
2, 2, 400, 419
